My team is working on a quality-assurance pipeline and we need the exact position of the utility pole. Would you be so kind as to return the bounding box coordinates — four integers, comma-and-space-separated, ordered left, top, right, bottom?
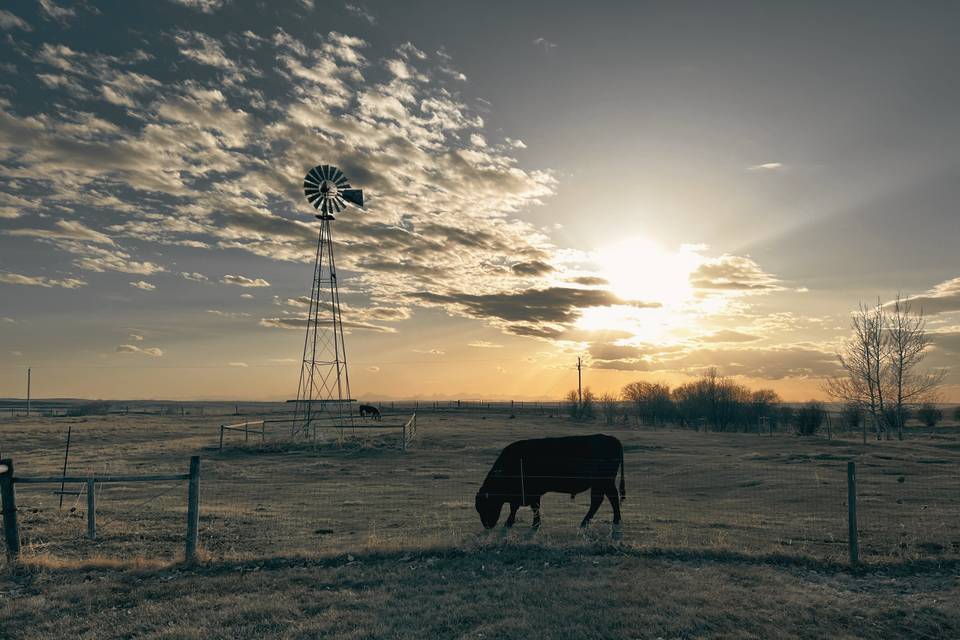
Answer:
577, 357, 582, 407
26, 368, 31, 417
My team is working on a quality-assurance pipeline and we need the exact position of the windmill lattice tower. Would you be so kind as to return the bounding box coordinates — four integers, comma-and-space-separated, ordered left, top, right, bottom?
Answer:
292, 164, 363, 438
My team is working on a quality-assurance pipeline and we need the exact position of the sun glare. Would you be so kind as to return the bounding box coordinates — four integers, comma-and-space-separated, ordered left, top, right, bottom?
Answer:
596, 239, 701, 307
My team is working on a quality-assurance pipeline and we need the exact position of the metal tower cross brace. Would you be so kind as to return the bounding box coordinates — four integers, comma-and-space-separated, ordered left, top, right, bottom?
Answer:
293, 216, 353, 437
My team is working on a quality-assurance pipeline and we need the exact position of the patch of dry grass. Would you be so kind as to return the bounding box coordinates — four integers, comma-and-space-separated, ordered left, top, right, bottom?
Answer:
2, 543, 958, 639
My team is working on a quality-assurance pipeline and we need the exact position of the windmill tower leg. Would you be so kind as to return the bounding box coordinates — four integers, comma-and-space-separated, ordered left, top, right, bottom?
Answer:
292, 218, 353, 438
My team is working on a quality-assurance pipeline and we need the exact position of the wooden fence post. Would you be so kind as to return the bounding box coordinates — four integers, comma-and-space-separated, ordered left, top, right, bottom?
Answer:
87, 477, 96, 540
847, 461, 859, 567
185, 456, 201, 562
1, 459, 21, 560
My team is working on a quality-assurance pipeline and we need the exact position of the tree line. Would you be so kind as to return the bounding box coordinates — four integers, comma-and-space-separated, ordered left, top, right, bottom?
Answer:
567, 368, 829, 435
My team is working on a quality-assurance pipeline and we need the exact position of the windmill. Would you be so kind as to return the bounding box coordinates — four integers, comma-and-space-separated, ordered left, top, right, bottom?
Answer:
292, 164, 364, 438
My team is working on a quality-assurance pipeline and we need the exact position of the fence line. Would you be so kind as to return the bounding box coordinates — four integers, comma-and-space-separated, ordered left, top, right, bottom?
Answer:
1, 457, 201, 562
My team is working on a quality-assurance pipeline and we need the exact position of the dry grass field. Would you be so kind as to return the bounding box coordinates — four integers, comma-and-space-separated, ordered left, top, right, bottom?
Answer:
2, 409, 959, 638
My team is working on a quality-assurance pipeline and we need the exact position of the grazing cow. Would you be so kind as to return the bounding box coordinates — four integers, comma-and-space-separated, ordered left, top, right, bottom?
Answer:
475, 434, 625, 529
358, 404, 381, 420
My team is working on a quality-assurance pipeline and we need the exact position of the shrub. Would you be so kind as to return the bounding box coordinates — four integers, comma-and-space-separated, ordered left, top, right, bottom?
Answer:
793, 401, 825, 436
841, 403, 863, 431
916, 403, 942, 428
599, 393, 618, 425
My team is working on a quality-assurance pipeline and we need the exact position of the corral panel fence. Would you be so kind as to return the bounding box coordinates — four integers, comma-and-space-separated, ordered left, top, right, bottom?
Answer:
218, 413, 418, 451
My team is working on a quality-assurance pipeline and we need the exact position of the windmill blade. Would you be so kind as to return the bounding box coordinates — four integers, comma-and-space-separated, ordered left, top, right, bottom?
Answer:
340, 189, 363, 208
334, 176, 351, 188
320, 165, 332, 180
308, 167, 324, 185
328, 166, 344, 183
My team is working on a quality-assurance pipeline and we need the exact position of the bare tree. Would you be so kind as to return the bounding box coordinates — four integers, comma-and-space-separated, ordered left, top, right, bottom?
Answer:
599, 393, 618, 425
884, 295, 945, 440
823, 301, 887, 443
825, 296, 944, 442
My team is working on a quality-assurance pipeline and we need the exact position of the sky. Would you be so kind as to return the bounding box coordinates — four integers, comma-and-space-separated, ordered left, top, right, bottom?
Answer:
0, 0, 958, 402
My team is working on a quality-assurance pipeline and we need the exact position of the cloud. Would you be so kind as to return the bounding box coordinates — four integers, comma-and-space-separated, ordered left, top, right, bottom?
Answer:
698, 329, 763, 343
39, 0, 77, 22
413, 348, 445, 355
174, 31, 237, 70
228, 361, 248, 367
116, 344, 163, 356
748, 162, 785, 171
2, 317, 16, 323
567, 276, 609, 287
690, 255, 779, 291
345, 2, 376, 24
129, 280, 156, 291
366, 365, 380, 372
240, 293, 254, 299
7, 220, 115, 245
129, 333, 144, 341
0, 272, 86, 288
222, 275, 270, 287
590, 343, 839, 379
511, 260, 554, 276
0, 10, 31, 31
180, 272, 209, 282
207, 309, 250, 318
0, 28, 559, 343
533, 37, 557, 51
258, 316, 396, 333
168, 0, 229, 12
468, 340, 503, 348
413, 287, 659, 332
896, 277, 960, 315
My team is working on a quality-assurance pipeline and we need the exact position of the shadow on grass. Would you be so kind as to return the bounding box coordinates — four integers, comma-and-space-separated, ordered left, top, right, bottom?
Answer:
7, 539, 959, 581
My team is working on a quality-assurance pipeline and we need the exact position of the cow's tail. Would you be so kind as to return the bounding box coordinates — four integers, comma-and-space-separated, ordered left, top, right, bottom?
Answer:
619, 444, 626, 501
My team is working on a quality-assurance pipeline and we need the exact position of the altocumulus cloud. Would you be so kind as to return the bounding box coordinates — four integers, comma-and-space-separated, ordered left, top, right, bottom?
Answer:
116, 344, 164, 356
0, 14, 782, 357
221, 275, 270, 287
0, 272, 86, 289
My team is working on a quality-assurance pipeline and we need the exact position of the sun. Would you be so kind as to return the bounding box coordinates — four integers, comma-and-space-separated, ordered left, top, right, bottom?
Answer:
595, 239, 701, 308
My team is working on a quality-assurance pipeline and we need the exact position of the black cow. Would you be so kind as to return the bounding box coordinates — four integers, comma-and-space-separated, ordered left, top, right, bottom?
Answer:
475, 434, 625, 529
358, 404, 381, 420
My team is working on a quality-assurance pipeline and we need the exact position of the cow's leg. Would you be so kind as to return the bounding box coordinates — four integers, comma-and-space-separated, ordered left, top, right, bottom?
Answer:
505, 500, 519, 527
580, 487, 604, 528
603, 479, 622, 525
531, 497, 542, 529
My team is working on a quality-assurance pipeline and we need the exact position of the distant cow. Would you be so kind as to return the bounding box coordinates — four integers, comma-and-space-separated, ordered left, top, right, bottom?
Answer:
475, 434, 624, 529
358, 404, 381, 420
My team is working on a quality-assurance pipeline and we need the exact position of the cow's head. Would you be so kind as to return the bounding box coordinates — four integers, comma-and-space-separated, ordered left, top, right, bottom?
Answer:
475, 490, 504, 529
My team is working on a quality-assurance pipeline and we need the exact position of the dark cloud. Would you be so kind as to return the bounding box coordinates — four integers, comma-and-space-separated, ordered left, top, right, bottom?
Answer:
511, 260, 554, 276
567, 276, 608, 286
897, 277, 960, 315
413, 287, 659, 326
